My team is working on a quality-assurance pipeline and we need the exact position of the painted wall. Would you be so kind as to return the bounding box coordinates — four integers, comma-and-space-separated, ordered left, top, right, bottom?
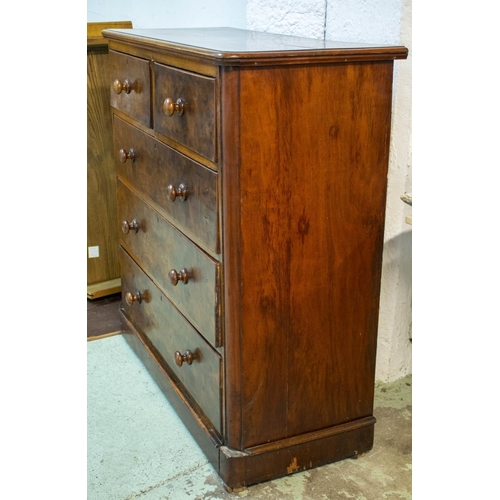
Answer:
87, 0, 247, 29
248, 0, 413, 382
87, 0, 412, 382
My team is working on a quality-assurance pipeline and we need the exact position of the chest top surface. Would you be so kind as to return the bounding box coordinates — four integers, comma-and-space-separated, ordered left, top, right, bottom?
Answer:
102, 27, 407, 65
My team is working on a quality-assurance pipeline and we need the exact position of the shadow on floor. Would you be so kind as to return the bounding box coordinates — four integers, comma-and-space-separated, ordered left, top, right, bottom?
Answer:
87, 293, 122, 339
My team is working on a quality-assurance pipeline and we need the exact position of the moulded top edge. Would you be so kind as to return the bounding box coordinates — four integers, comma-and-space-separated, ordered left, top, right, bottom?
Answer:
101, 27, 409, 64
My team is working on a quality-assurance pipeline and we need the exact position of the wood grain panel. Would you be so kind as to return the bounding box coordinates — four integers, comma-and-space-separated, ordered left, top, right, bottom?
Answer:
153, 63, 216, 162
230, 61, 394, 447
117, 180, 221, 346
113, 115, 219, 253
87, 44, 121, 287
109, 51, 151, 128
120, 248, 221, 431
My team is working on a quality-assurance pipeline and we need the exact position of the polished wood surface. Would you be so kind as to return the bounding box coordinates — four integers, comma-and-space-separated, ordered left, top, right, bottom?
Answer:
153, 63, 217, 162
117, 180, 221, 347
102, 27, 407, 66
87, 23, 124, 294
225, 61, 393, 449
109, 51, 151, 128
113, 115, 219, 253
104, 27, 407, 490
120, 249, 222, 432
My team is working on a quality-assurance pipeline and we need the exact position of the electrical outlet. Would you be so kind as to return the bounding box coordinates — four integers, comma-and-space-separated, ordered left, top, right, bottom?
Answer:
88, 246, 100, 258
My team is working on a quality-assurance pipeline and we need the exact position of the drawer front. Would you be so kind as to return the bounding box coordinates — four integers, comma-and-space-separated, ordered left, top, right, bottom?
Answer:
120, 248, 221, 432
117, 180, 221, 346
153, 63, 216, 162
109, 51, 151, 127
114, 115, 219, 253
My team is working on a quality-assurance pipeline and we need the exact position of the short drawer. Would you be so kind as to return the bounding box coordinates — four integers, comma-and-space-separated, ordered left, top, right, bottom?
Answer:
117, 180, 222, 347
114, 115, 219, 253
120, 248, 221, 432
153, 63, 216, 162
109, 51, 151, 128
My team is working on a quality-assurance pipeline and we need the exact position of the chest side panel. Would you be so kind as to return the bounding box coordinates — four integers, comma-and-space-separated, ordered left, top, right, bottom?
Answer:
233, 61, 394, 448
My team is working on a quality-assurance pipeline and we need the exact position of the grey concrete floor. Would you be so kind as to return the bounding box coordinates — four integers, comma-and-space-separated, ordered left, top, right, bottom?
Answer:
88, 335, 411, 499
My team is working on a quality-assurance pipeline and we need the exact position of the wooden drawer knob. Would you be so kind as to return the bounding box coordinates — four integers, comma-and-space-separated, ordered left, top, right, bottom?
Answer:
113, 78, 133, 95
125, 291, 142, 306
122, 219, 140, 234
174, 350, 194, 367
163, 97, 185, 116
119, 148, 136, 163
167, 183, 188, 202
169, 268, 188, 286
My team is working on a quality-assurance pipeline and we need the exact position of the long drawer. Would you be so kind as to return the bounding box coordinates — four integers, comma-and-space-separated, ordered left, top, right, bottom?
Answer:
153, 63, 216, 162
114, 115, 219, 253
120, 248, 222, 432
117, 180, 222, 347
109, 51, 151, 128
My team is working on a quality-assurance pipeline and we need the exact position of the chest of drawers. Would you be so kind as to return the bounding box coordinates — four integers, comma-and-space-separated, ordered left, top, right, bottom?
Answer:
102, 27, 407, 490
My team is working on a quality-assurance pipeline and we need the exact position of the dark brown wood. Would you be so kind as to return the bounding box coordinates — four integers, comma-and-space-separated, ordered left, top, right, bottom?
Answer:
113, 78, 133, 95
174, 350, 195, 367
125, 290, 142, 305
219, 418, 375, 489
103, 26, 407, 490
166, 183, 188, 202
109, 51, 151, 128
121, 219, 140, 234
117, 180, 221, 347
153, 62, 216, 162
220, 66, 243, 450
162, 97, 186, 116
118, 148, 136, 163
169, 268, 189, 286
113, 115, 219, 254
120, 249, 222, 432
227, 61, 394, 448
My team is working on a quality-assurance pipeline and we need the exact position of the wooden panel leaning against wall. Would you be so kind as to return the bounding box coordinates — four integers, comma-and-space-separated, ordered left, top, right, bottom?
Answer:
87, 21, 133, 299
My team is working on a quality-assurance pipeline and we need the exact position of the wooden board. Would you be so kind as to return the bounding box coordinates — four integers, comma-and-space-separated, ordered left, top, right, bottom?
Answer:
87, 278, 121, 300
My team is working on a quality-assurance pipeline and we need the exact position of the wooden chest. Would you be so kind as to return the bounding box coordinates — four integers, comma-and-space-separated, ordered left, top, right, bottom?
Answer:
102, 26, 407, 490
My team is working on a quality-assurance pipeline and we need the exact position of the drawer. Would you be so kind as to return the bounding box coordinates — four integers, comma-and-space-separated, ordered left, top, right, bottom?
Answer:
153, 63, 216, 162
117, 180, 222, 347
120, 248, 221, 432
113, 115, 219, 253
109, 51, 151, 128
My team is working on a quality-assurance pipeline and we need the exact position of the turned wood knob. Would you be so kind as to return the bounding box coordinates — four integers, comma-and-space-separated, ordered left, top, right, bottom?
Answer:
169, 268, 188, 286
113, 78, 133, 94
174, 350, 194, 367
167, 183, 188, 202
163, 97, 185, 116
119, 148, 135, 163
125, 291, 142, 306
122, 219, 140, 234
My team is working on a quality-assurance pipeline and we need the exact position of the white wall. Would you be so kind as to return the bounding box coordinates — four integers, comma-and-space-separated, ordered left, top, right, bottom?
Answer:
248, 0, 412, 382
87, 0, 247, 29
88, 0, 412, 382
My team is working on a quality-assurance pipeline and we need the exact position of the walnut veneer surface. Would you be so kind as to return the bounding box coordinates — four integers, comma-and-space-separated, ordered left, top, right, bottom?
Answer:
102, 26, 408, 490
